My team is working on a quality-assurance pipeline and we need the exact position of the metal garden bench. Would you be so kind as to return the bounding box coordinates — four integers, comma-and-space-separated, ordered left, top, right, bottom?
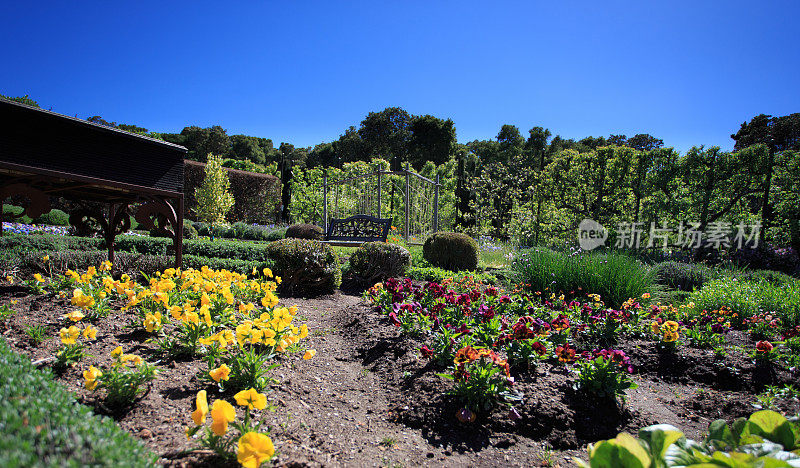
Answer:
323, 214, 392, 247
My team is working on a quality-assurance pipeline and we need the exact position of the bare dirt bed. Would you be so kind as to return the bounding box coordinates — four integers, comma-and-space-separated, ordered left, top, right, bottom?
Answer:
1, 285, 798, 467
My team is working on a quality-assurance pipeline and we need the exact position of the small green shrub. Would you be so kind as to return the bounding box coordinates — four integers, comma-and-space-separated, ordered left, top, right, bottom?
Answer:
652, 261, 716, 292
286, 223, 324, 241
346, 242, 411, 287
688, 277, 800, 327
31, 209, 70, 226
265, 227, 287, 241
423, 232, 479, 271
266, 238, 341, 296
735, 269, 795, 286
0, 338, 157, 467
2, 204, 24, 221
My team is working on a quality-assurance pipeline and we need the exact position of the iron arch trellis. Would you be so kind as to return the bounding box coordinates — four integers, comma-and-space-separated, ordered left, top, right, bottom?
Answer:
322, 164, 439, 244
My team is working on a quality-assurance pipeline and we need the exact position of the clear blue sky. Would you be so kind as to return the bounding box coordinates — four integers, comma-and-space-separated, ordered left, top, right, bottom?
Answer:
2, 1, 798, 153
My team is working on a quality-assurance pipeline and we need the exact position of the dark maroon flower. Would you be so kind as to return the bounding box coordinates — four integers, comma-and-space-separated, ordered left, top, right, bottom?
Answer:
420, 345, 434, 359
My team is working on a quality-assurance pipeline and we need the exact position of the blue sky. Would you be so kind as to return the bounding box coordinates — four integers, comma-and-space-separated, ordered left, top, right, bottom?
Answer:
2, 1, 798, 153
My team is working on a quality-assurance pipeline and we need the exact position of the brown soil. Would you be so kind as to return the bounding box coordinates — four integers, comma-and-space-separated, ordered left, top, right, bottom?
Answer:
2, 285, 799, 467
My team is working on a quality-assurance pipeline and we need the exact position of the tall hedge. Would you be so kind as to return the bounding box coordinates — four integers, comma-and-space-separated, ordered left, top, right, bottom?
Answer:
184, 159, 281, 224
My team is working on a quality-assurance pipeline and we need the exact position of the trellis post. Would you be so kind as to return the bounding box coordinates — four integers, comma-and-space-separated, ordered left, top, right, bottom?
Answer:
376, 171, 382, 218
322, 174, 328, 233
434, 173, 439, 233
404, 164, 410, 243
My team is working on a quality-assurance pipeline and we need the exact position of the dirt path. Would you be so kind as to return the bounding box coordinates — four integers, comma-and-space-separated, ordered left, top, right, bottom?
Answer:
268, 293, 562, 467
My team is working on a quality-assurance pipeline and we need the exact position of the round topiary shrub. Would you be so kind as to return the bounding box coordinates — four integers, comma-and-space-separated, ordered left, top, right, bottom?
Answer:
423, 232, 479, 272
285, 223, 324, 241
346, 242, 411, 288
32, 209, 70, 226
266, 238, 341, 296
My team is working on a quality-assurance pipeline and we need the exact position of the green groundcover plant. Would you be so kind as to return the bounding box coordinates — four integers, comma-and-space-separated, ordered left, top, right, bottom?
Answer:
577, 409, 800, 467
0, 338, 157, 467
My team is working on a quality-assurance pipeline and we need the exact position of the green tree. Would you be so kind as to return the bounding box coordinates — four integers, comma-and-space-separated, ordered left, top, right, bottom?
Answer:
358, 107, 412, 169
408, 115, 456, 168
230, 135, 266, 164
194, 154, 235, 225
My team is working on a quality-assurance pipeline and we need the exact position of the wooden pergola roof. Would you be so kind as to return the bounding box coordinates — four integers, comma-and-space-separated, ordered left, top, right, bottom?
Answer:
0, 98, 188, 266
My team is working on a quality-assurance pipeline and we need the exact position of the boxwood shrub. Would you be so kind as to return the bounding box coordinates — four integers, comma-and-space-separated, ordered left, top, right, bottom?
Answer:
422, 232, 479, 271
266, 238, 341, 296
346, 242, 411, 287
31, 209, 70, 226
0, 338, 157, 467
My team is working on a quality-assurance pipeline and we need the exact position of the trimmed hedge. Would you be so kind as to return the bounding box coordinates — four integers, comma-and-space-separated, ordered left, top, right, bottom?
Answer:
423, 232, 479, 271
266, 238, 341, 296
0, 338, 157, 467
406, 266, 498, 285
184, 239, 272, 262
0, 233, 101, 252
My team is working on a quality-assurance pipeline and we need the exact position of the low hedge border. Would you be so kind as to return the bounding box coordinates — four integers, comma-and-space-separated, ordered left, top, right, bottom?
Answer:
406, 266, 498, 285
0, 338, 157, 467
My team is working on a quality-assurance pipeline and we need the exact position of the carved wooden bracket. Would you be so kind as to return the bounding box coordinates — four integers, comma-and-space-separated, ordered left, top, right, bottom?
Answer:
135, 199, 178, 240
69, 204, 131, 239
0, 183, 52, 220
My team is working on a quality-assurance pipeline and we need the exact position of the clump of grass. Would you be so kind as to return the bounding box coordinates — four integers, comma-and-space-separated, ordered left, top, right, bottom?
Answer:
24, 324, 48, 345
511, 249, 654, 308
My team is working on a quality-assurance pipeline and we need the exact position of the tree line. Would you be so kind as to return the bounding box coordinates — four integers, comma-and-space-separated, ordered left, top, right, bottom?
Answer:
2, 93, 798, 251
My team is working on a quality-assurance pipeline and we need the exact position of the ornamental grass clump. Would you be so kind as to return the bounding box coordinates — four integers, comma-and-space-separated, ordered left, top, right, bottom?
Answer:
186, 389, 275, 468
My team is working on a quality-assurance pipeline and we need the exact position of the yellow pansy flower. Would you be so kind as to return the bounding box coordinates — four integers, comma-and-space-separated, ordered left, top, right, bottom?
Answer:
234, 388, 267, 410
191, 390, 209, 426
237, 432, 275, 468
210, 399, 236, 435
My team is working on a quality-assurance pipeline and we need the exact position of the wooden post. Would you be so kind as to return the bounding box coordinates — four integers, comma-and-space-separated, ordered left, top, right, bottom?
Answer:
175, 195, 184, 268
376, 172, 382, 218
404, 164, 410, 242
434, 173, 439, 233
322, 174, 328, 234
106, 203, 116, 265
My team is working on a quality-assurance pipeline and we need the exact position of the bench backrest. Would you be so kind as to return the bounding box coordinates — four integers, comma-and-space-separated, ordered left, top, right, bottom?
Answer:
326, 215, 392, 242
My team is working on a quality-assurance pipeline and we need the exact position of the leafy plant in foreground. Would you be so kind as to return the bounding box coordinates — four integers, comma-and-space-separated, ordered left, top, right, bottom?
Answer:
576, 410, 800, 467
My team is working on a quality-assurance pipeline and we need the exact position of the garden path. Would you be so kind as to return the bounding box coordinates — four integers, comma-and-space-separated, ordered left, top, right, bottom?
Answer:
268, 292, 559, 467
